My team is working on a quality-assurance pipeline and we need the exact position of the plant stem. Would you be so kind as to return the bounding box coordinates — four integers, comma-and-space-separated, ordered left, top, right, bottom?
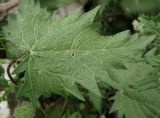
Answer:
7, 53, 26, 85
7, 58, 18, 85
58, 98, 68, 118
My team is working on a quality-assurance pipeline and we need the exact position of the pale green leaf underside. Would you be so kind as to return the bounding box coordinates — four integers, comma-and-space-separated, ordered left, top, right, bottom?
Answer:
4, 0, 154, 107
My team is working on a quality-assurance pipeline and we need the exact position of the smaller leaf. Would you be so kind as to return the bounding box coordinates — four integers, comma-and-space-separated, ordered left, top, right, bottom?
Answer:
0, 66, 7, 89
0, 76, 8, 89
89, 92, 102, 112
14, 102, 35, 118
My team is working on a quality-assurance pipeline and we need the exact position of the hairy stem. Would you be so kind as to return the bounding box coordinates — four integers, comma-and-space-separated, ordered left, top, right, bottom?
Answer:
7, 53, 26, 85
7, 58, 18, 85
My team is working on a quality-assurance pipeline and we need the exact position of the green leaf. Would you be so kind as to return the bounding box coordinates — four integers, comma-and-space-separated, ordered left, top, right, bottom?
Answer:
110, 62, 160, 118
89, 92, 102, 112
4, 0, 154, 107
137, 15, 160, 91
120, 0, 160, 14
138, 15, 160, 37
0, 66, 7, 89
101, 0, 160, 15
13, 102, 35, 118
35, 0, 75, 11
0, 76, 8, 89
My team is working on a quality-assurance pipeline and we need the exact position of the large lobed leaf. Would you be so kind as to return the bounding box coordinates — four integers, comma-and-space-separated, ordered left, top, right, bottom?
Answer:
4, 0, 154, 107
